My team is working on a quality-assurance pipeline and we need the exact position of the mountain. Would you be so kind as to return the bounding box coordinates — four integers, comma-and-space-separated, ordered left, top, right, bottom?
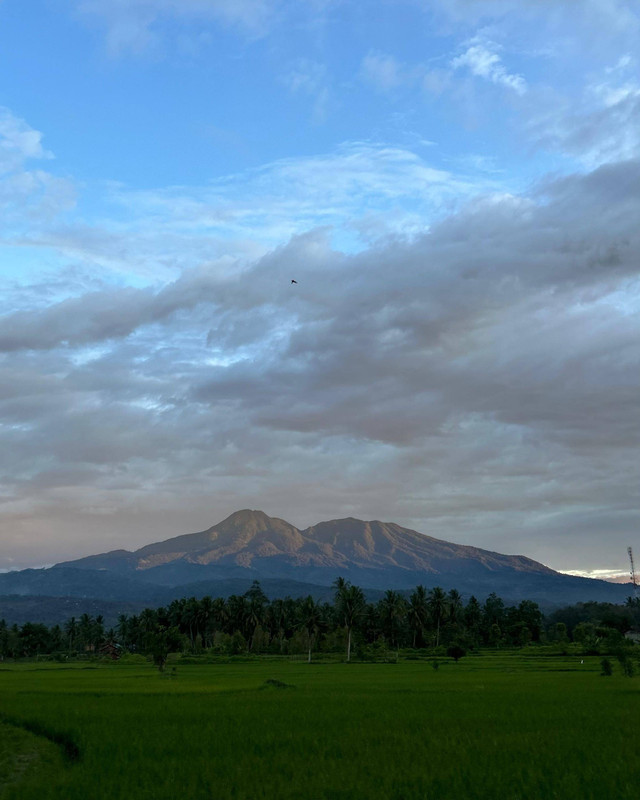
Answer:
1, 509, 633, 623
56, 508, 557, 587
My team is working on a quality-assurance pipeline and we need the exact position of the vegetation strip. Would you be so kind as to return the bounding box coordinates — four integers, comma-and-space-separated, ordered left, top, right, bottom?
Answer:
2, 578, 639, 668
0, 713, 81, 764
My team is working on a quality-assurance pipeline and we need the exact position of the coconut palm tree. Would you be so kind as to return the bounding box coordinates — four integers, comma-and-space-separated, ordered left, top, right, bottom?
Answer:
428, 587, 447, 647
407, 585, 429, 648
378, 590, 407, 652
334, 580, 365, 662
298, 596, 325, 662
64, 616, 78, 651
245, 581, 268, 651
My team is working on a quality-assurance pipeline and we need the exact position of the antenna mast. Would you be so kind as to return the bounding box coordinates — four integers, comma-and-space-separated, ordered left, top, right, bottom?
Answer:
628, 547, 638, 598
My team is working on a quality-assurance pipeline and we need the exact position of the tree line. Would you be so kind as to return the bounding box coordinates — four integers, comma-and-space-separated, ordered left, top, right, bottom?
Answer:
1, 580, 639, 666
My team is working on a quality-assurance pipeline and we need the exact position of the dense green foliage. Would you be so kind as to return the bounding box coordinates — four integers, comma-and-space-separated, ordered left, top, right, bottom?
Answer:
2, 654, 640, 799
1, 581, 639, 663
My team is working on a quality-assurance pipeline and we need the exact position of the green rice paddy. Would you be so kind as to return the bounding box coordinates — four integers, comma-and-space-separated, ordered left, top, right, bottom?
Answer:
1, 653, 639, 799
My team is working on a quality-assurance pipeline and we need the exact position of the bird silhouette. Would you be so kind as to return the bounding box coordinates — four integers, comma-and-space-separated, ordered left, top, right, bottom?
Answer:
291, 279, 298, 284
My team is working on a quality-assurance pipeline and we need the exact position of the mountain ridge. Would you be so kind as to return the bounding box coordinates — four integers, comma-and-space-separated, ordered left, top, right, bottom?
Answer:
1, 509, 633, 622
55, 508, 555, 581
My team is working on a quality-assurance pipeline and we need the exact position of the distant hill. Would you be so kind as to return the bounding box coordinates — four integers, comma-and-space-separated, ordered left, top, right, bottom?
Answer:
0, 509, 633, 623
0, 578, 367, 626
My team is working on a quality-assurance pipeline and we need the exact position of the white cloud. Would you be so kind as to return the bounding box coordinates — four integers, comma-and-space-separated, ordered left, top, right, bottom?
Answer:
0, 108, 76, 233
451, 40, 526, 95
42, 141, 491, 279
360, 52, 405, 92
283, 60, 332, 123
0, 108, 52, 175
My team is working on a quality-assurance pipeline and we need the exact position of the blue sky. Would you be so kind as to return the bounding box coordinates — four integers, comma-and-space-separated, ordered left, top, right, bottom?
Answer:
1, 0, 639, 576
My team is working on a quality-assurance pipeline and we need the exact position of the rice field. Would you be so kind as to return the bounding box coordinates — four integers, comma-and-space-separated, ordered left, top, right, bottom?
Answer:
1, 653, 639, 800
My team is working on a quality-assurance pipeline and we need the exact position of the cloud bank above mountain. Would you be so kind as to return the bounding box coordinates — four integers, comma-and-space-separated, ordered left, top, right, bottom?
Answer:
0, 1, 638, 576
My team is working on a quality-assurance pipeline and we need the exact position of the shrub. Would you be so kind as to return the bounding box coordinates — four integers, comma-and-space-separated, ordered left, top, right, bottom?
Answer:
600, 657, 613, 676
618, 655, 635, 678
447, 644, 466, 663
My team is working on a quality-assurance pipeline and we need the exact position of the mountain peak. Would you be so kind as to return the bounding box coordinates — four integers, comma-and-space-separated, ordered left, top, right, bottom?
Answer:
218, 509, 274, 527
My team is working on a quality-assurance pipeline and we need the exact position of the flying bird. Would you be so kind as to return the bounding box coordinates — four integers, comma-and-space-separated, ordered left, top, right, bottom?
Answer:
291, 279, 298, 284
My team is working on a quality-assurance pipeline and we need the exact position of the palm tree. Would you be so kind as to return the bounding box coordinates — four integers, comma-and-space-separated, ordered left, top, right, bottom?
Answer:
116, 614, 129, 648
298, 596, 325, 663
226, 594, 250, 643
464, 596, 482, 645
447, 589, 463, 629
78, 613, 93, 651
139, 608, 158, 635
266, 598, 292, 653
199, 596, 215, 648
334, 580, 365, 662
407, 585, 429, 648
92, 615, 105, 650
168, 598, 186, 630
379, 590, 407, 652
64, 616, 78, 651
245, 581, 268, 651
428, 587, 447, 647
182, 598, 201, 650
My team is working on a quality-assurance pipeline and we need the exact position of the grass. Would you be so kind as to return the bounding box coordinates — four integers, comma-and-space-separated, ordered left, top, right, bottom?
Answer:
0, 653, 639, 799
0, 720, 63, 796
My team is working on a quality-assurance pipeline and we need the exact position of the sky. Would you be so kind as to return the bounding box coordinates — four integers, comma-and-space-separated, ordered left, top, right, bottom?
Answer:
0, 0, 639, 579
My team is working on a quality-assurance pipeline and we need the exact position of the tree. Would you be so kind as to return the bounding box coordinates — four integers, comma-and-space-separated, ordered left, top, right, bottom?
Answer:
245, 581, 268, 651
447, 643, 466, 663
464, 596, 482, 646
334, 579, 365, 662
145, 626, 183, 672
428, 587, 447, 647
0, 619, 7, 660
266, 598, 295, 654
182, 598, 201, 650
298, 596, 325, 663
553, 622, 568, 643
379, 590, 406, 652
447, 590, 463, 626
515, 600, 543, 642
482, 593, 505, 645
407, 585, 429, 648
78, 614, 94, 651
489, 623, 502, 649
225, 594, 248, 639
92, 615, 105, 651
64, 617, 78, 651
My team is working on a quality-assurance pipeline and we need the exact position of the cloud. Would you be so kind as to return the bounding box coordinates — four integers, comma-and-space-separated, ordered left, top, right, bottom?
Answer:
26, 141, 487, 285
451, 40, 526, 94
0, 108, 52, 174
0, 108, 75, 233
2, 46, 640, 573
76, 0, 277, 55
2, 151, 639, 569
0, 266, 230, 351
530, 65, 640, 167
434, 0, 640, 42
282, 59, 332, 123
360, 52, 406, 92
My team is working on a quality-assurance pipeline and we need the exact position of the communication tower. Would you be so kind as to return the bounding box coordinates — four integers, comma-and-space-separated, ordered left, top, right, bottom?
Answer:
628, 547, 638, 598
